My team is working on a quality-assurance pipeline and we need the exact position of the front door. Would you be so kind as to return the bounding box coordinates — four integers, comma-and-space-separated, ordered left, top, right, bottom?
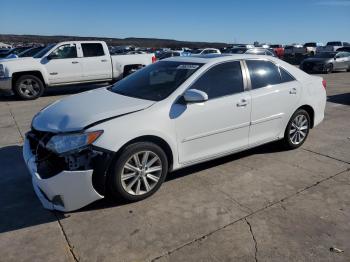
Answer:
175, 61, 251, 164
44, 43, 83, 84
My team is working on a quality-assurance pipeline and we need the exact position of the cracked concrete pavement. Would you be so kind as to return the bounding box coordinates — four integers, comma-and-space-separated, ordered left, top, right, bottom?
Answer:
0, 73, 349, 261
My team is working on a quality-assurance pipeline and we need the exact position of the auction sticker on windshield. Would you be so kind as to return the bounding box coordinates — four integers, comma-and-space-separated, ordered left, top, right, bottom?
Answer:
177, 64, 200, 70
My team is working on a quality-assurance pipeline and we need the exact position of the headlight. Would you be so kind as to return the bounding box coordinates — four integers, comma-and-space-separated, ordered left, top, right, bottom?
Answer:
46, 130, 103, 154
0, 64, 5, 78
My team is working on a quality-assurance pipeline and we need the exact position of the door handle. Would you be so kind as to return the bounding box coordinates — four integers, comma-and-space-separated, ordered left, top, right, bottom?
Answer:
101, 59, 108, 62
72, 61, 79, 64
289, 88, 297, 94
236, 99, 248, 107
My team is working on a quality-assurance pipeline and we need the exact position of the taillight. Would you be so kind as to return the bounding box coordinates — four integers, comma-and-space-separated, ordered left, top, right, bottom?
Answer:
152, 56, 157, 63
322, 79, 327, 89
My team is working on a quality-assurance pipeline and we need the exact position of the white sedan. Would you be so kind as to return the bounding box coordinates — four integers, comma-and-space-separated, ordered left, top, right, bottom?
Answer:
23, 54, 326, 211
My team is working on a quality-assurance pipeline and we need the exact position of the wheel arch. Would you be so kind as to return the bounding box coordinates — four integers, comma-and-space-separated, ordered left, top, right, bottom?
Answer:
296, 104, 315, 128
113, 135, 175, 171
12, 71, 46, 88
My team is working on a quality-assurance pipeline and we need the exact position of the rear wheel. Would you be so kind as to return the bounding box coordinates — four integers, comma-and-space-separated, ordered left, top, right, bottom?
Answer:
13, 75, 44, 100
282, 109, 310, 149
109, 142, 168, 202
325, 63, 333, 74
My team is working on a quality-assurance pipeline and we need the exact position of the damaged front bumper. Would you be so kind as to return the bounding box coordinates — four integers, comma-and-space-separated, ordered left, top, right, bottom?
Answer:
23, 132, 111, 212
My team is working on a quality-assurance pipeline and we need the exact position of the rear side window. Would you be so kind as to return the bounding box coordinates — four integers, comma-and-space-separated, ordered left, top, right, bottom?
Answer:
280, 67, 295, 83
246, 60, 281, 89
82, 43, 105, 57
190, 61, 244, 99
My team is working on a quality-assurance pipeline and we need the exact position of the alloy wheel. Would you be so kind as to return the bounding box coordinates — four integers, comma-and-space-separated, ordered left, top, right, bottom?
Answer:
121, 151, 162, 195
289, 114, 309, 145
18, 79, 41, 98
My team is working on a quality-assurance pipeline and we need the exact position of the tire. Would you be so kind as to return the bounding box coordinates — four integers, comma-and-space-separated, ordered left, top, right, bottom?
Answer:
109, 142, 168, 202
347, 66, 350, 72
282, 109, 311, 150
325, 63, 333, 74
13, 75, 44, 100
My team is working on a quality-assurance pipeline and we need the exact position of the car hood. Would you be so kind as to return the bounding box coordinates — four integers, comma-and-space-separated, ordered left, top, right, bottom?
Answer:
32, 87, 155, 132
303, 57, 331, 63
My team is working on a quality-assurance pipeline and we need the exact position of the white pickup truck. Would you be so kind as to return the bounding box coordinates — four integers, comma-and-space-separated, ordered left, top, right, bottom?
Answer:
316, 41, 350, 53
0, 41, 156, 99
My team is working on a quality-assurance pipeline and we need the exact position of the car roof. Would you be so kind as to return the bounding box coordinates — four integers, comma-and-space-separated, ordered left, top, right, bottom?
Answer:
165, 53, 277, 63
164, 54, 310, 81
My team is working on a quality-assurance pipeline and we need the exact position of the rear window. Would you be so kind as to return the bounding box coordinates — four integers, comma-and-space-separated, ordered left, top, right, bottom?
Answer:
82, 43, 105, 57
327, 42, 342, 46
304, 43, 316, 47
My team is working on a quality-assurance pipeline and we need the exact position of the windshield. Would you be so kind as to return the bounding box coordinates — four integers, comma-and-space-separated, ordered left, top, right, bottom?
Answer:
110, 61, 203, 101
33, 44, 55, 58
314, 52, 336, 58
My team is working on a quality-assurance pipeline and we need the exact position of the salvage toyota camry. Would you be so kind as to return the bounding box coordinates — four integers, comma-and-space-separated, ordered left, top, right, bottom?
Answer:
23, 54, 326, 211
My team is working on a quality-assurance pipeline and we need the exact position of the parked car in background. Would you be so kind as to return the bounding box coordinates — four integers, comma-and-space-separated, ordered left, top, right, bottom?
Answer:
224, 47, 276, 56
0, 41, 156, 99
335, 47, 350, 52
245, 48, 276, 56
4, 45, 47, 59
300, 51, 350, 73
0, 46, 33, 58
190, 48, 221, 55
269, 44, 284, 58
155, 50, 181, 60
317, 41, 350, 52
23, 54, 326, 211
284, 44, 304, 56
303, 42, 323, 56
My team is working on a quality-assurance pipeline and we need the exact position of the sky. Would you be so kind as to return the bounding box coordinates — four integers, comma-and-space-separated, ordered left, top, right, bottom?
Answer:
1, 0, 349, 44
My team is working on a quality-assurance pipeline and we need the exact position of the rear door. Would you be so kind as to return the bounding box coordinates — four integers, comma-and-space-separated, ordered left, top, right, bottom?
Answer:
80, 43, 112, 81
44, 43, 83, 84
245, 59, 301, 146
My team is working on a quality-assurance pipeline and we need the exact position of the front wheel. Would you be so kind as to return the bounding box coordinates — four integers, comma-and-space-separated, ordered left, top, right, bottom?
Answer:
282, 109, 310, 149
13, 75, 44, 100
109, 142, 168, 202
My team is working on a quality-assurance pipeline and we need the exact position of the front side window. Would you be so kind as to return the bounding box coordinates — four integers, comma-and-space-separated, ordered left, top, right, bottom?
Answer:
111, 61, 203, 101
81, 43, 105, 57
190, 61, 244, 99
246, 60, 281, 89
50, 44, 77, 59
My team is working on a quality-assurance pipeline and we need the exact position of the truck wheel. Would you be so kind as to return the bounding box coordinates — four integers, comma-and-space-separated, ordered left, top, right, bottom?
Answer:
325, 64, 333, 74
108, 142, 168, 202
14, 75, 44, 100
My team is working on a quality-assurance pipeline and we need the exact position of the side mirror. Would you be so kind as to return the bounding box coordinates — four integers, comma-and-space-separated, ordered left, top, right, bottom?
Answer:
183, 89, 208, 103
